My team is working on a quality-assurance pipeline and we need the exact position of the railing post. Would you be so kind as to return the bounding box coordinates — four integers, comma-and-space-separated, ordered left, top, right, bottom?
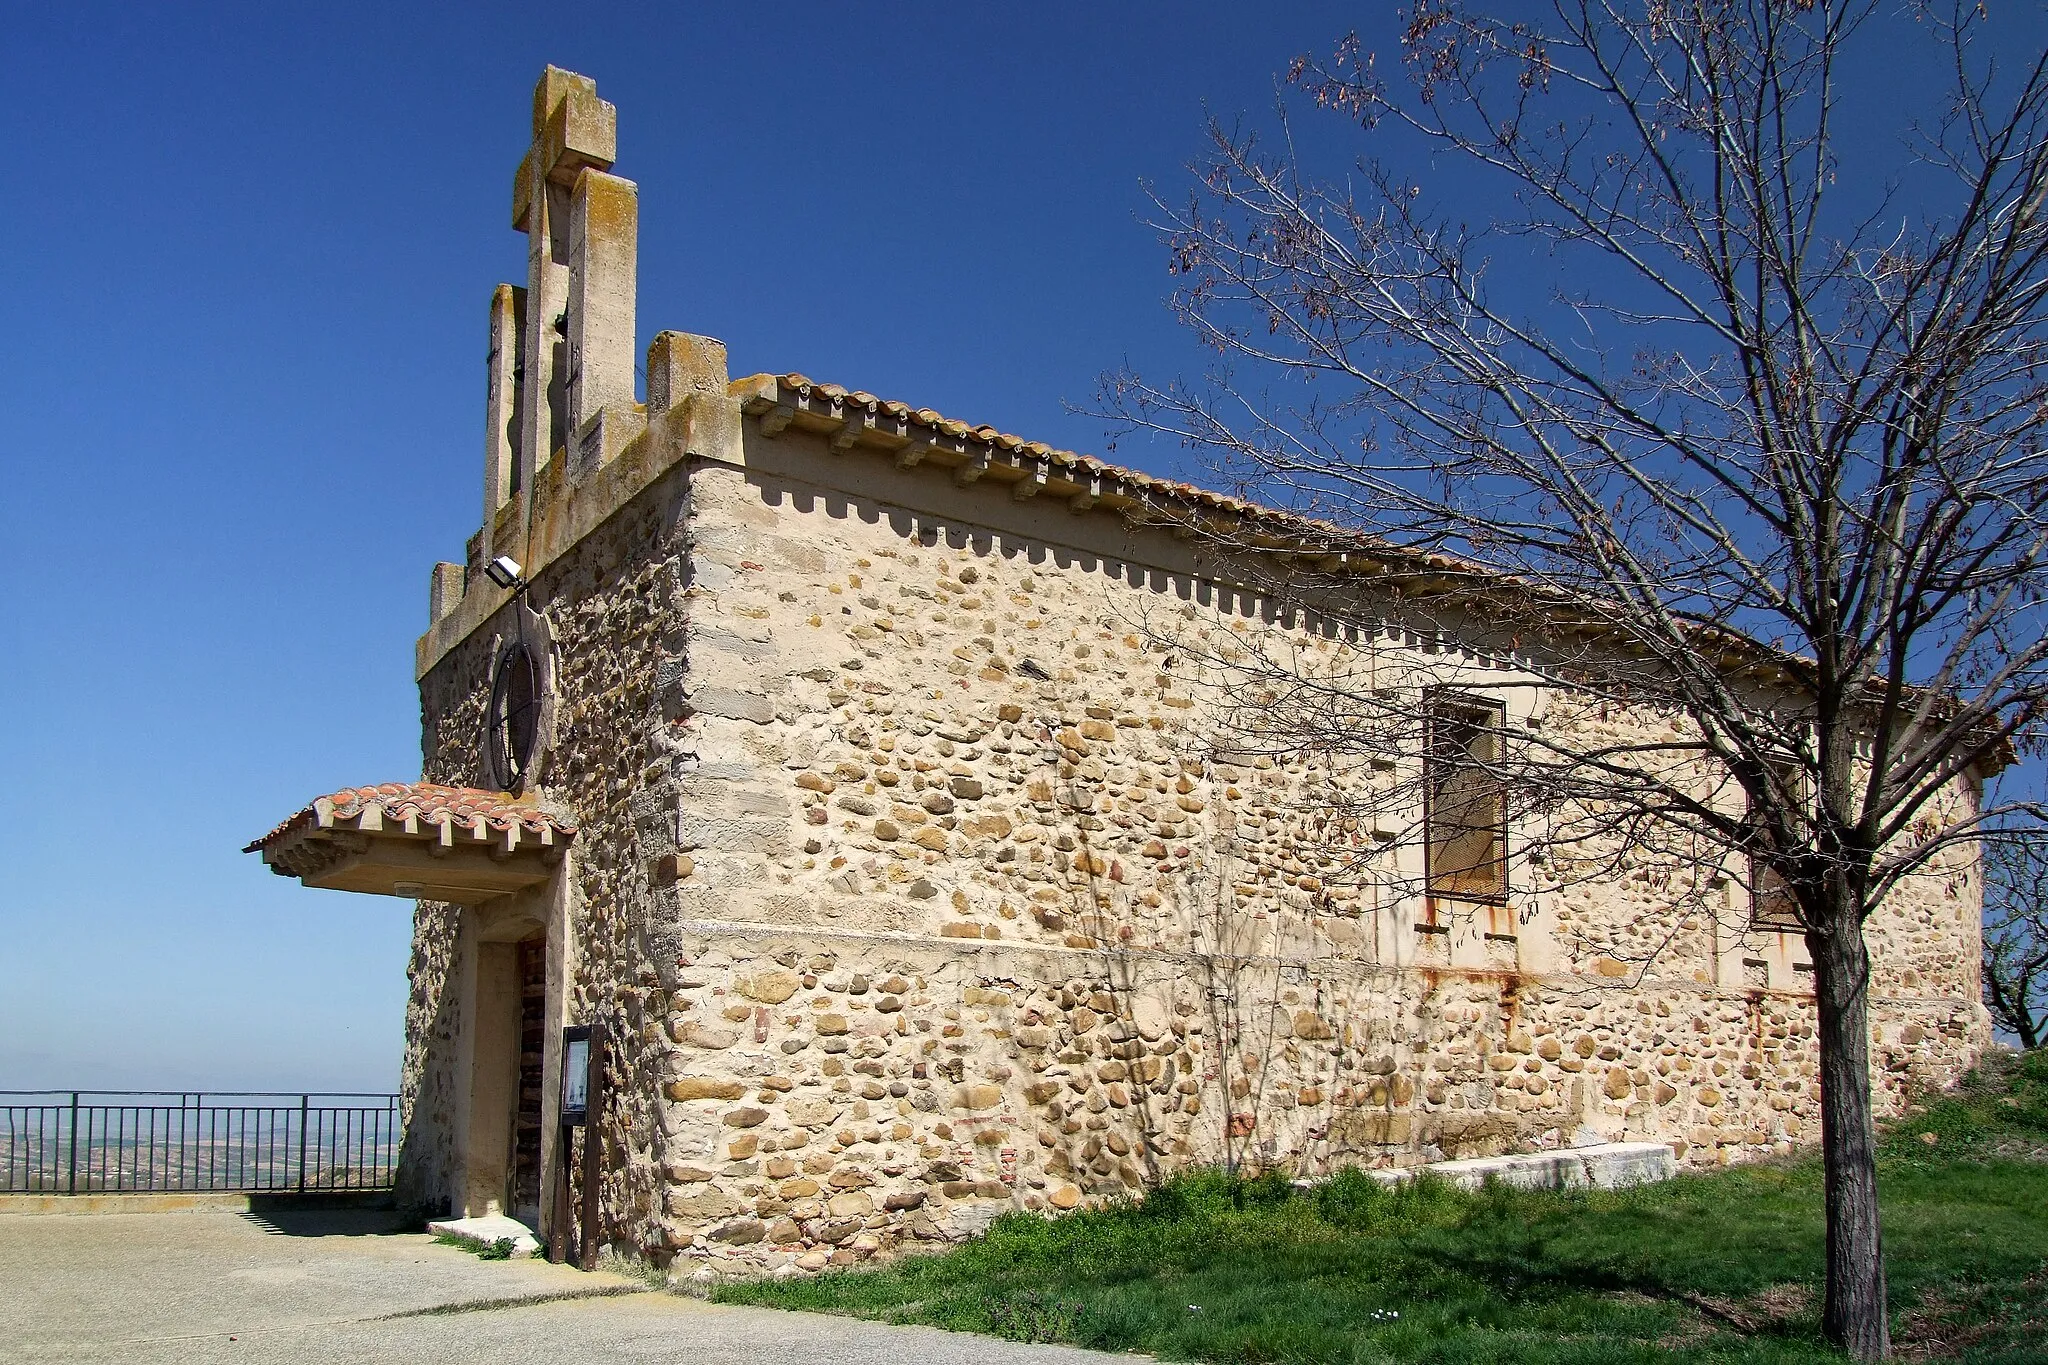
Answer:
66, 1092, 79, 1195
296, 1094, 309, 1194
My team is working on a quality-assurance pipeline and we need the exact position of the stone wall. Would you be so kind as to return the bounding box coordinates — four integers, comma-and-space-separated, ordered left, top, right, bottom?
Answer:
395, 899, 461, 1209
404, 462, 696, 1220
405, 419, 1988, 1277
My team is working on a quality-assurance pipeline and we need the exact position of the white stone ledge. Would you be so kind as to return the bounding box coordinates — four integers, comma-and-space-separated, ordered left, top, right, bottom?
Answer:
428, 1213, 541, 1256
1336, 1141, 1679, 1194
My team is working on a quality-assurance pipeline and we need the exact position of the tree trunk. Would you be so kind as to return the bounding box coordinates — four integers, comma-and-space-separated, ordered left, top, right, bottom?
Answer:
1810, 911, 1890, 1359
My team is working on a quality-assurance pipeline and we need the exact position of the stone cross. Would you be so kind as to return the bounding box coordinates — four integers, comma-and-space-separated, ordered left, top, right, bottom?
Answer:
483, 67, 638, 556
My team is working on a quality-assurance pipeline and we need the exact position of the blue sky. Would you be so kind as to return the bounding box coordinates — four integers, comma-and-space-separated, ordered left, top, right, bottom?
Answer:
4, 3, 2036, 1092
0, 1, 1377, 1092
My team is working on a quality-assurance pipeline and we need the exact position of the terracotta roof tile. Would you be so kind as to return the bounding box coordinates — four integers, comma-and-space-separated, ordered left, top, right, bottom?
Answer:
244, 782, 578, 854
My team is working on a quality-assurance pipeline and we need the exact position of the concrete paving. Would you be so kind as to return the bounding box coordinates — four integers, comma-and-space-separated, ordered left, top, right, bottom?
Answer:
1, 1206, 1127, 1363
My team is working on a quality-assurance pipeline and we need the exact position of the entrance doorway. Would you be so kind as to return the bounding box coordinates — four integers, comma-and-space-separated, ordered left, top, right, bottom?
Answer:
460, 909, 549, 1226
508, 936, 545, 1224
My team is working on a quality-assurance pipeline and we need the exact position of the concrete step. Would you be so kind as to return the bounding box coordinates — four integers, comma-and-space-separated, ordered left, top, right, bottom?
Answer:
427, 1213, 542, 1256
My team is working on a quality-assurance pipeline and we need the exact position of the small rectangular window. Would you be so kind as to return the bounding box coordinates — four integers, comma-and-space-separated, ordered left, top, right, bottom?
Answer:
1743, 765, 1806, 932
1748, 859, 1803, 932
1744, 859, 1810, 933
1426, 692, 1508, 906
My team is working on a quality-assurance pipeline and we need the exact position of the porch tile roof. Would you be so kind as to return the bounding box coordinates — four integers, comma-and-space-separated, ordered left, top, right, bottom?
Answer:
244, 782, 578, 855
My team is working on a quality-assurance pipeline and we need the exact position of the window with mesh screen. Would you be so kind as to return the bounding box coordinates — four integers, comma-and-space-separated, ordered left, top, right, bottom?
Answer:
1425, 692, 1508, 905
1743, 763, 1808, 932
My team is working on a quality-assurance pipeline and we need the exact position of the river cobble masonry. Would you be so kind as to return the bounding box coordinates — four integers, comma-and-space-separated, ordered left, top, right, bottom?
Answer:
246, 66, 1991, 1283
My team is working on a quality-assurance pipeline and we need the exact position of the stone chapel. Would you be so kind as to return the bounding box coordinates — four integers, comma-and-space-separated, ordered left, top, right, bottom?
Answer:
248, 68, 1991, 1275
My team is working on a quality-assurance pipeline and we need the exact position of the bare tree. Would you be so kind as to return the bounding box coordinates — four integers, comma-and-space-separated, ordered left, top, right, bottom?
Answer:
1984, 818, 2048, 1048
1102, 2, 2048, 1356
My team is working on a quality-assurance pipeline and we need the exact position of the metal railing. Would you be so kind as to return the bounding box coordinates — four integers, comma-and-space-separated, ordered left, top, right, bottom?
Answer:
0, 1092, 401, 1194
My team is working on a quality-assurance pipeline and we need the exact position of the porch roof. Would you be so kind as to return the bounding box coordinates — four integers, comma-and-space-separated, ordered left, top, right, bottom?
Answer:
245, 783, 575, 905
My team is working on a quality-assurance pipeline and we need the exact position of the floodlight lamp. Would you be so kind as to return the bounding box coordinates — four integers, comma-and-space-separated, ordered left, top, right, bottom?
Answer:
485, 555, 525, 590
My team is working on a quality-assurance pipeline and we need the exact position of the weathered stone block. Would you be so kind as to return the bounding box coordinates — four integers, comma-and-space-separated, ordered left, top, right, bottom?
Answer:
668, 1189, 743, 1219
952, 1083, 1004, 1111
736, 969, 801, 1004
663, 1163, 718, 1183
710, 1218, 766, 1245
666, 1077, 745, 1101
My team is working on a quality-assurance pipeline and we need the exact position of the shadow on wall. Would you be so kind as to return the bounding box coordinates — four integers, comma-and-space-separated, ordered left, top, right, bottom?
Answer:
754, 475, 1310, 628
393, 913, 464, 1223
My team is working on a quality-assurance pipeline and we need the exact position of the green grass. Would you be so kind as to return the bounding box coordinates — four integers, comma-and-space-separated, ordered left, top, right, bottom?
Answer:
433, 1231, 525, 1260
716, 1050, 2048, 1363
